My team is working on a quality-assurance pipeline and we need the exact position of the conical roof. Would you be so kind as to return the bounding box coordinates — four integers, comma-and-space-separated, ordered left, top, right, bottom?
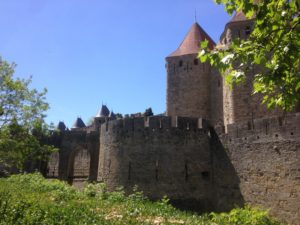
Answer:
96, 104, 110, 117
72, 117, 86, 129
230, 11, 247, 23
220, 11, 255, 42
167, 22, 215, 57
109, 111, 116, 119
57, 121, 66, 131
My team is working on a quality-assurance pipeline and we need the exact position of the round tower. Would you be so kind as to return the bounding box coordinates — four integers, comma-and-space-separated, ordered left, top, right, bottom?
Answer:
220, 11, 283, 126
221, 11, 253, 125
166, 22, 215, 120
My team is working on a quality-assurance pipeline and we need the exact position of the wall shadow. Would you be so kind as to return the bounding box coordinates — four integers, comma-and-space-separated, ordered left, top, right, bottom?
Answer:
209, 127, 245, 212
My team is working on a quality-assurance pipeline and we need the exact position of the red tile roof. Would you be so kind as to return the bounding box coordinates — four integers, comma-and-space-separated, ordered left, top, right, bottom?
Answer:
230, 11, 247, 23
168, 22, 215, 57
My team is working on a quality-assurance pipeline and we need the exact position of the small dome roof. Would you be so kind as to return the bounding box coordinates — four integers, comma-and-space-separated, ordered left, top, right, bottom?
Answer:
72, 117, 86, 128
96, 104, 110, 117
57, 121, 66, 131
167, 22, 215, 58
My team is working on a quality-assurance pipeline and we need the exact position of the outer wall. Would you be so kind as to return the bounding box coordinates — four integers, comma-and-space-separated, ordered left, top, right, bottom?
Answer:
98, 117, 214, 211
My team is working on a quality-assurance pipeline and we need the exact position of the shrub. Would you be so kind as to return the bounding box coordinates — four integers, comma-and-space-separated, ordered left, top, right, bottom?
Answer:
83, 182, 107, 199
0, 173, 283, 225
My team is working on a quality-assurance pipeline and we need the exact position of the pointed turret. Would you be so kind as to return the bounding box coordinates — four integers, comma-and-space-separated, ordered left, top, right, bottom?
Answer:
72, 117, 86, 129
57, 121, 66, 131
166, 22, 214, 120
220, 11, 254, 45
168, 22, 215, 58
230, 11, 247, 23
109, 111, 116, 119
96, 104, 110, 118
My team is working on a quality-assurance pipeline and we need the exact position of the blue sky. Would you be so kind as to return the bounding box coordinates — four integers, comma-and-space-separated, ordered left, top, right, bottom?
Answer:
0, 0, 230, 128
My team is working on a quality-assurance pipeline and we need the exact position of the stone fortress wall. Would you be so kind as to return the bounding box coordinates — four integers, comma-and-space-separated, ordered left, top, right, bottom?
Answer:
98, 116, 214, 211
47, 130, 100, 189
214, 113, 300, 225
47, 113, 300, 224
46, 12, 300, 224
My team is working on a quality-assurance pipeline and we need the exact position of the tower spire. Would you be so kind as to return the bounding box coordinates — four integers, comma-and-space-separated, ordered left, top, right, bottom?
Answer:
194, 9, 197, 23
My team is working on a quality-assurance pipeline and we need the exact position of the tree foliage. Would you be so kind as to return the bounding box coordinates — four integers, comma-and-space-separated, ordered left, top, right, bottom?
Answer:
200, 0, 300, 111
0, 57, 56, 172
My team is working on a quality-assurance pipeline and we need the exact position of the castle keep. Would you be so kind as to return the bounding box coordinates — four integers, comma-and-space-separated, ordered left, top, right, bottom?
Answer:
46, 13, 300, 225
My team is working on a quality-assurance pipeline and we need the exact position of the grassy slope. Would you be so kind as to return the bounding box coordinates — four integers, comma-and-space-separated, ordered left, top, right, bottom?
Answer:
0, 173, 282, 225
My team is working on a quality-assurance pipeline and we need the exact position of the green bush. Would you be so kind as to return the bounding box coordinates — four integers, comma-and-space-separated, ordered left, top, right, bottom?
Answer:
0, 173, 283, 225
209, 206, 282, 225
83, 182, 107, 199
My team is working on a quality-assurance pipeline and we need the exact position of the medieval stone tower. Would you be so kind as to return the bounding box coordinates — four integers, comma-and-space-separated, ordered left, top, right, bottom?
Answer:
44, 13, 300, 225
220, 12, 283, 125
166, 23, 215, 121
166, 23, 224, 126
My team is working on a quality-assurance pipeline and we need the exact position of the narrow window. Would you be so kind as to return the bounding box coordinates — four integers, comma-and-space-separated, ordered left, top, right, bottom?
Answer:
265, 122, 269, 135
201, 171, 210, 181
108, 159, 111, 173
245, 26, 251, 35
238, 30, 241, 38
218, 80, 221, 87
247, 121, 252, 130
179, 60, 183, 67
128, 162, 132, 180
194, 58, 198, 65
185, 162, 188, 181
155, 160, 159, 181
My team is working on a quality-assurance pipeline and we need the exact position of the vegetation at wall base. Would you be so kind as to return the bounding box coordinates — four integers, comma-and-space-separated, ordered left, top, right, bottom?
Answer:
0, 173, 282, 225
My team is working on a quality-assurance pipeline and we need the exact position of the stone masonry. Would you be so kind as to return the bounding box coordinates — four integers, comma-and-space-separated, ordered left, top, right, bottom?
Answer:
46, 12, 300, 225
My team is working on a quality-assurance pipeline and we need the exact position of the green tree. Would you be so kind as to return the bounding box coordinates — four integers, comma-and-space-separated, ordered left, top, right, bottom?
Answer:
0, 57, 56, 173
115, 113, 123, 119
200, 0, 300, 111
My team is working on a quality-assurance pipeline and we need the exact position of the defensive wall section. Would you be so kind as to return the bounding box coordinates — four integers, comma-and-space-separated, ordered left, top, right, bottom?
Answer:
98, 116, 214, 211
46, 113, 299, 224
214, 113, 300, 224
47, 130, 100, 188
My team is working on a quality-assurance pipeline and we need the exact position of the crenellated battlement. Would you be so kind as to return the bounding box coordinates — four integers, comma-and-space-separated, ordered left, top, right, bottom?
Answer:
223, 113, 300, 143
47, 16, 300, 224
100, 116, 211, 134
98, 114, 214, 206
